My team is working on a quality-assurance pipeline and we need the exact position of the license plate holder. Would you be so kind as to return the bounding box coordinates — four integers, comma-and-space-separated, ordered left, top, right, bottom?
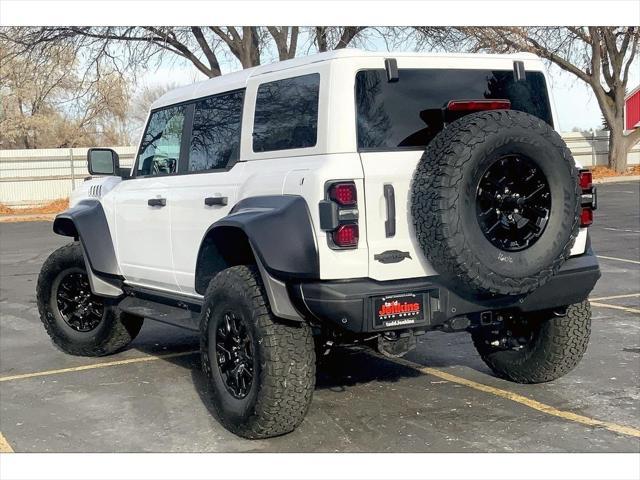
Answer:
372, 291, 428, 330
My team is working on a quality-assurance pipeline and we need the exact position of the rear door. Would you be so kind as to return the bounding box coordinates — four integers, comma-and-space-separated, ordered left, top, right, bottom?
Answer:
169, 89, 246, 295
356, 67, 554, 281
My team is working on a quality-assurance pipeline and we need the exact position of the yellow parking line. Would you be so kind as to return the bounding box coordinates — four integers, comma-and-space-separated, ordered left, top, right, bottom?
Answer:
590, 293, 640, 301
388, 357, 640, 439
0, 350, 199, 383
597, 255, 640, 265
590, 302, 640, 314
0, 432, 14, 453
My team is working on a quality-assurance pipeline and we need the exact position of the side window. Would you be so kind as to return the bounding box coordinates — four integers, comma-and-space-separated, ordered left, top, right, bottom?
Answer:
189, 90, 244, 172
253, 73, 320, 152
136, 105, 186, 176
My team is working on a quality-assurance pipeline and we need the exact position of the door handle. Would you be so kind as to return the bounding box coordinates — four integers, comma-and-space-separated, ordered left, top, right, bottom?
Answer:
147, 198, 166, 207
383, 184, 395, 237
204, 196, 228, 207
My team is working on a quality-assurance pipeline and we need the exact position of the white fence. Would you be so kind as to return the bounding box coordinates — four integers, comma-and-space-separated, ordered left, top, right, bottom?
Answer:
0, 147, 137, 207
0, 132, 639, 208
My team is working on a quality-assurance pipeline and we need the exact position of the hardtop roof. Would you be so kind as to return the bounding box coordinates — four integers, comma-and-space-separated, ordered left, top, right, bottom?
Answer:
151, 48, 543, 110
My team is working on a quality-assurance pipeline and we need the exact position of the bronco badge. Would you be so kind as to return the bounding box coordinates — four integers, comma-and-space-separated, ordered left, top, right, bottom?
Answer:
374, 250, 412, 264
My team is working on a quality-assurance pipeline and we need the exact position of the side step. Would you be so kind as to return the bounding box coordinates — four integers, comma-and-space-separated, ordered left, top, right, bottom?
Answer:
118, 286, 203, 331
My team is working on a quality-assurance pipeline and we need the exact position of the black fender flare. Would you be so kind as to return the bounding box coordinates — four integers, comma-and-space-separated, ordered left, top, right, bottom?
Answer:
53, 199, 121, 278
196, 195, 319, 282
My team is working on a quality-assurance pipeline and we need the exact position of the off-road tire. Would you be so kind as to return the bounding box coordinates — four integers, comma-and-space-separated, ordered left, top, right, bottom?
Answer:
36, 242, 143, 356
472, 301, 591, 383
200, 265, 316, 439
411, 110, 581, 297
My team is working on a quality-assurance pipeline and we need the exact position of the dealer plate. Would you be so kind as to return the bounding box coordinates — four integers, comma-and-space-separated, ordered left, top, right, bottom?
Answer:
373, 292, 427, 329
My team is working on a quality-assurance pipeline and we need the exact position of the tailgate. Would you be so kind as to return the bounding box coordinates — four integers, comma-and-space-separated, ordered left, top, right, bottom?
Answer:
359, 151, 438, 281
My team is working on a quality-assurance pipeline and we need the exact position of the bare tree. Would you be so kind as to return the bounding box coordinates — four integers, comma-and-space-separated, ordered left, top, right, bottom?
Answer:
313, 27, 366, 52
0, 40, 131, 149
267, 26, 299, 60
416, 27, 640, 172
2, 26, 364, 81
209, 27, 262, 68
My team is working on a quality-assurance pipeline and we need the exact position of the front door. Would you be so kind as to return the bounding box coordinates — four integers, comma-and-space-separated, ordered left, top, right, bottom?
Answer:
114, 104, 187, 291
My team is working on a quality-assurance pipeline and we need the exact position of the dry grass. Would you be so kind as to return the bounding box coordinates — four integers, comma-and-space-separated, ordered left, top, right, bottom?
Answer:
0, 204, 14, 214
0, 214, 55, 223
0, 198, 69, 216
590, 165, 640, 179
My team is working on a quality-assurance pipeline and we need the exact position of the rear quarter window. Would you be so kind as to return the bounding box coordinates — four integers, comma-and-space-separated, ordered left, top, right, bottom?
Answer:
356, 68, 553, 150
253, 73, 320, 152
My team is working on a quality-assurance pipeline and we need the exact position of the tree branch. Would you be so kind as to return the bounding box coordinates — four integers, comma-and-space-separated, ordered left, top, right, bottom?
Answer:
191, 26, 221, 76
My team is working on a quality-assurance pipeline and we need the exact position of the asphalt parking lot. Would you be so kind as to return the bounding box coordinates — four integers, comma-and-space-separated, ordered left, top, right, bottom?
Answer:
0, 181, 638, 453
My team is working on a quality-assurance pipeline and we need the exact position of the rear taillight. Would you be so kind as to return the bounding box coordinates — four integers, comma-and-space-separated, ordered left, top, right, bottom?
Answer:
578, 169, 597, 227
329, 182, 357, 206
319, 181, 359, 249
579, 170, 593, 190
580, 207, 593, 227
332, 224, 359, 247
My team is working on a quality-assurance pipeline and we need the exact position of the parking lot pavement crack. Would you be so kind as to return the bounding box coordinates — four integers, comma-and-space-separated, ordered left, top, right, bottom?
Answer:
382, 355, 640, 440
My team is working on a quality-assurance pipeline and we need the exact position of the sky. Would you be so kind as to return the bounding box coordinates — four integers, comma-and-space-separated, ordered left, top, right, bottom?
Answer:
137, 34, 640, 134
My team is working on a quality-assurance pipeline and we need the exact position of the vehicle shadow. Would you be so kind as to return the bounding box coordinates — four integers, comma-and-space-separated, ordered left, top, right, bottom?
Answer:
129, 322, 492, 423
185, 345, 425, 424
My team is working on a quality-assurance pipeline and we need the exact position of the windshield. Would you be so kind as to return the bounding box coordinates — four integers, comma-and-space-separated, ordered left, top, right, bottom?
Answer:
355, 68, 553, 150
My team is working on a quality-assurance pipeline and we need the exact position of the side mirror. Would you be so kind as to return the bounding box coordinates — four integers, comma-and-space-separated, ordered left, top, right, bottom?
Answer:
87, 148, 120, 176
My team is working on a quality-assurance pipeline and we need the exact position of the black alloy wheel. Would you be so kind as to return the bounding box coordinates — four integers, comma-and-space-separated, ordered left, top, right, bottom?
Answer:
55, 269, 104, 332
476, 155, 552, 252
215, 311, 255, 399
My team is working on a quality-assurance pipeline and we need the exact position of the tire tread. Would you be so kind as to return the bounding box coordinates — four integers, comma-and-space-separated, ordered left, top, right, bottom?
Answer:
472, 301, 591, 383
200, 265, 315, 439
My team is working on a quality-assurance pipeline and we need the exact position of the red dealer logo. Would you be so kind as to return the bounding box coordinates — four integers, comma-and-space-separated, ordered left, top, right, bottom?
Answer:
378, 300, 421, 317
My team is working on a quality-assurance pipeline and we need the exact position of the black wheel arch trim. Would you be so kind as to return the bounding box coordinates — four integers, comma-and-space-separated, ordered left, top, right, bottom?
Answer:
53, 199, 121, 278
196, 195, 320, 284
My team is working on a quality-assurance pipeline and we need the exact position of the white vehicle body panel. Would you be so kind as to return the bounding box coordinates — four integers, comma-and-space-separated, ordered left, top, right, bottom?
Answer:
73, 49, 586, 295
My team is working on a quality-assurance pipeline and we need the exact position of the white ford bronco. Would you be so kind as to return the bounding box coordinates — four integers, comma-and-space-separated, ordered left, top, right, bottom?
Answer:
37, 49, 600, 438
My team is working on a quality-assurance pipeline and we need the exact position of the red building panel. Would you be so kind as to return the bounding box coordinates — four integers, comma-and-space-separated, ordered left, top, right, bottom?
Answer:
625, 87, 640, 130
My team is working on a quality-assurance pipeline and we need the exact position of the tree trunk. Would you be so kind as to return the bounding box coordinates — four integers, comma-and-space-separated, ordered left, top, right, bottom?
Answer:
608, 125, 627, 173
315, 27, 327, 52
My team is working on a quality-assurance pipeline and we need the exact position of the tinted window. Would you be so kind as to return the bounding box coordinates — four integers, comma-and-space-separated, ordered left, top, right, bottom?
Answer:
356, 69, 553, 150
136, 106, 186, 176
189, 90, 244, 172
253, 73, 320, 152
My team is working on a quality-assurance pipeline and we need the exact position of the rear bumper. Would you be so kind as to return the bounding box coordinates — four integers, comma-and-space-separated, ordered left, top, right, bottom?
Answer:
290, 249, 601, 334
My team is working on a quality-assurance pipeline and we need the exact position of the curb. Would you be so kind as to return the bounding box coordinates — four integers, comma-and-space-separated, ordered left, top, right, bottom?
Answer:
593, 175, 640, 184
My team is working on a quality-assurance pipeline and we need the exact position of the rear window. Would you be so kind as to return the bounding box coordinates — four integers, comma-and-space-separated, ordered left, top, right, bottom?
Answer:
356, 69, 553, 150
253, 73, 320, 152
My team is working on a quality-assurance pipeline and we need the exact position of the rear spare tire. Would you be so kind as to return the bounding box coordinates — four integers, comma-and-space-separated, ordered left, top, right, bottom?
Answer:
411, 110, 580, 297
